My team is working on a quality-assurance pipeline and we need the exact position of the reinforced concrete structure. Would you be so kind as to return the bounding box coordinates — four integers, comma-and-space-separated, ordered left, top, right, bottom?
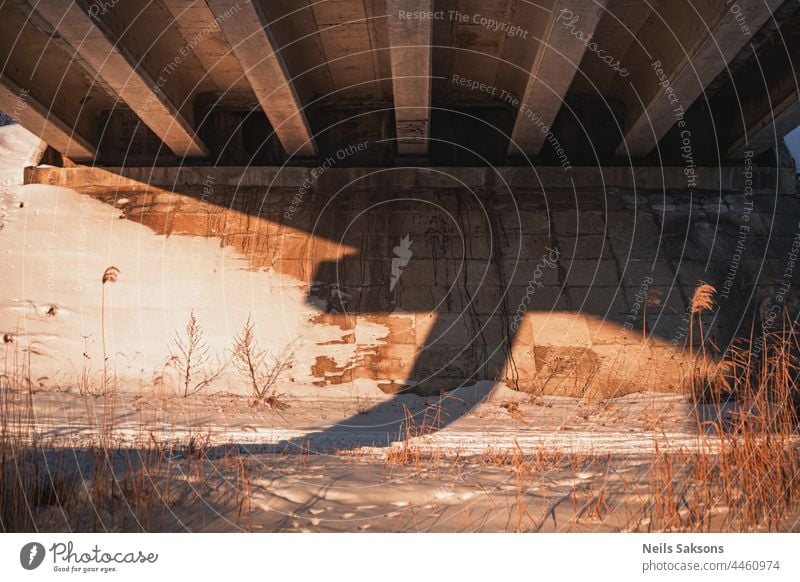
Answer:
4, 0, 800, 396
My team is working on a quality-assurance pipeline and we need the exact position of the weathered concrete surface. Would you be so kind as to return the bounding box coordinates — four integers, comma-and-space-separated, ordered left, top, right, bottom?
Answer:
617, 0, 785, 158
23, 165, 800, 396
160, 0, 252, 96
0, 76, 95, 162
25, 164, 796, 194
509, 0, 607, 156
22, 0, 207, 159
0, 4, 115, 161
207, 0, 317, 157
725, 2, 800, 158
388, 0, 433, 155
2, 0, 800, 165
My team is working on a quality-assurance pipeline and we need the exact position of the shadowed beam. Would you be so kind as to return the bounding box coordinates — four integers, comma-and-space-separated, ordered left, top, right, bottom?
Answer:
25, 0, 207, 158
387, 0, 432, 156
727, 6, 800, 158
508, 0, 607, 157
206, 0, 317, 158
616, 0, 786, 158
0, 74, 96, 162
729, 91, 800, 159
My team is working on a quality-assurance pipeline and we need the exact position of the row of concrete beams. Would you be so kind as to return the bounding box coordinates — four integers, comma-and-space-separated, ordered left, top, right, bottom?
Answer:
0, 0, 314, 160
350, 0, 795, 160
1, 0, 797, 162
618, 0, 787, 158
510, 0, 790, 159
26, 0, 207, 158
0, 72, 96, 161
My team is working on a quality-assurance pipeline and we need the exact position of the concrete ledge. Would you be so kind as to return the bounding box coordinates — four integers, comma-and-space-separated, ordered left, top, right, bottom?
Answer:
23, 164, 796, 194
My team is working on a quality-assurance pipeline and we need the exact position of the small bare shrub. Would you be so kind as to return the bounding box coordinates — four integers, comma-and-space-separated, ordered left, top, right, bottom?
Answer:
231, 316, 294, 408
168, 310, 226, 398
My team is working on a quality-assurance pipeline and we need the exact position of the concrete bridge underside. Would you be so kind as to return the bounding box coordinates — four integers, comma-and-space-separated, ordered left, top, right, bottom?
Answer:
1, 0, 799, 168
5, 1, 800, 396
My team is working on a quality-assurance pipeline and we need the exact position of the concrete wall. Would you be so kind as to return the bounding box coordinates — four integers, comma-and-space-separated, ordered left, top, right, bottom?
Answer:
23, 165, 800, 397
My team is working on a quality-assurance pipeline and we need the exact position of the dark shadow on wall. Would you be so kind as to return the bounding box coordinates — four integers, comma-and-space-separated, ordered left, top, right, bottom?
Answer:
30, 148, 800, 452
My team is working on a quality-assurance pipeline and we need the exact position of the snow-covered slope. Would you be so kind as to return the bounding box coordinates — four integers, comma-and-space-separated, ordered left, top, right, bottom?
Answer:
0, 124, 389, 395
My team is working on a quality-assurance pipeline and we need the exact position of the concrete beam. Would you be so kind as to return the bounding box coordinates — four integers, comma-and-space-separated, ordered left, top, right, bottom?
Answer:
0, 74, 96, 162
24, 165, 795, 195
25, 0, 207, 159
387, 0, 432, 156
726, 3, 800, 158
729, 92, 800, 158
206, 0, 317, 158
508, 0, 607, 157
159, 0, 248, 94
617, 0, 785, 158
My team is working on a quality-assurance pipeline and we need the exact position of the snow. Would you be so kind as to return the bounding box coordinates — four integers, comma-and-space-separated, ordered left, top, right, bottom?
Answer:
0, 124, 729, 459
6, 125, 798, 533
0, 124, 390, 395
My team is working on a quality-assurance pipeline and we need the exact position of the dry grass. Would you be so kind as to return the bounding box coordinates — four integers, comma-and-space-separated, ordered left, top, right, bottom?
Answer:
0, 378, 257, 532
385, 405, 425, 468
636, 309, 800, 532
0, 271, 256, 533
2, 272, 799, 532
480, 444, 569, 474
378, 309, 800, 532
